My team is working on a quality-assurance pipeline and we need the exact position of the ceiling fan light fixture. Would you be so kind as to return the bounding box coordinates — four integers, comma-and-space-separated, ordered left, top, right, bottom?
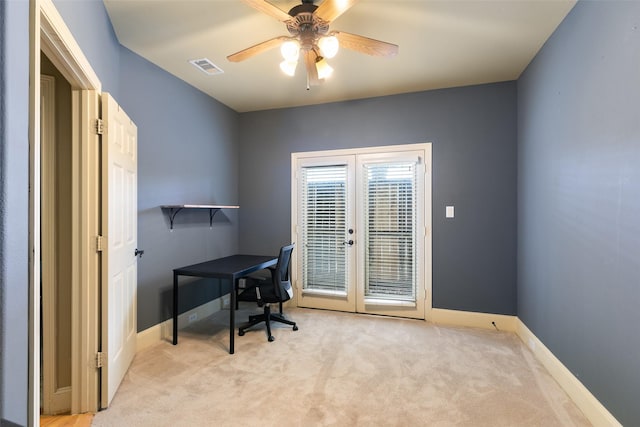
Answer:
315, 56, 333, 80
280, 60, 298, 76
280, 40, 300, 61
318, 35, 339, 59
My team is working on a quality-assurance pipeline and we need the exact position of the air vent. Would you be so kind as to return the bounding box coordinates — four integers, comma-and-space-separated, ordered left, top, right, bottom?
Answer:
189, 58, 224, 76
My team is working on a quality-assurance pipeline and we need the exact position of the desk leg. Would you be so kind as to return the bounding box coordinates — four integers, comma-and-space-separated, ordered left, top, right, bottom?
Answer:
173, 272, 178, 345
230, 279, 236, 354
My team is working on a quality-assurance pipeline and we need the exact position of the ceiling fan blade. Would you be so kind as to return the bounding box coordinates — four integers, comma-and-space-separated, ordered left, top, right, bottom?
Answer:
334, 31, 398, 57
304, 50, 322, 86
315, 0, 359, 22
240, 0, 292, 22
227, 36, 289, 62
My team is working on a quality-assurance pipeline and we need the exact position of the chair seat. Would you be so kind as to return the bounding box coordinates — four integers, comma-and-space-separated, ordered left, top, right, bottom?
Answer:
237, 281, 279, 303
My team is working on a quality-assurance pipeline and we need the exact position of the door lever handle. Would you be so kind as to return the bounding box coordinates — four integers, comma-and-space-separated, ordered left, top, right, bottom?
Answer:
343, 240, 354, 246
135, 248, 145, 258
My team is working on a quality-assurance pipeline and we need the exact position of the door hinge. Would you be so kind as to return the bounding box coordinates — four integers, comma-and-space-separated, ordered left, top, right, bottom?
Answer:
96, 118, 104, 135
96, 235, 104, 252
96, 352, 104, 368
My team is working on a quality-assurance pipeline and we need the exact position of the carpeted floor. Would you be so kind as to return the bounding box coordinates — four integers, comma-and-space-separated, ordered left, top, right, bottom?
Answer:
92, 307, 591, 426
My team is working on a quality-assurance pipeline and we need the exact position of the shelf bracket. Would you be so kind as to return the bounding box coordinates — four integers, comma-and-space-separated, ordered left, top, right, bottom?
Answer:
160, 205, 239, 230
168, 207, 183, 230
209, 208, 221, 228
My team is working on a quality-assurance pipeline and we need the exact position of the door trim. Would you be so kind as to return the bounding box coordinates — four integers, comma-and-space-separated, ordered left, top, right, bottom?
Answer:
290, 143, 433, 320
31, 0, 103, 422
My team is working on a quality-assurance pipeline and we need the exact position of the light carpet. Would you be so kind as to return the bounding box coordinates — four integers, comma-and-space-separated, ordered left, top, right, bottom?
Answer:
92, 307, 591, 427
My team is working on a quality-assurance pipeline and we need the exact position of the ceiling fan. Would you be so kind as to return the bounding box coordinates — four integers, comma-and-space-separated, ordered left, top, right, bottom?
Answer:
227, 0, 399, 88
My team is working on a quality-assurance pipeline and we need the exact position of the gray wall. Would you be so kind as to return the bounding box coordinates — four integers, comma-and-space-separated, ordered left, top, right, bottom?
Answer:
118, 47, 241, 331
0, 2, 241, 423
1, 0, 30, 424
53, 0, 121, 97
55, 1, 242, 331
238, 82, 518, 315
517, 1, 640, 425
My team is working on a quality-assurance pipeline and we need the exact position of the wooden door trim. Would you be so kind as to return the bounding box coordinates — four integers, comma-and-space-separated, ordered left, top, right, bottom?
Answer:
31, 0, 103, 422
71, 90, 101, 413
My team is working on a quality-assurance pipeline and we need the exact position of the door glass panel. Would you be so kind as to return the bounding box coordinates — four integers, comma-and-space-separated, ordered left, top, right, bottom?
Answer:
363, 162, 417, 301
301, 165, 348, 295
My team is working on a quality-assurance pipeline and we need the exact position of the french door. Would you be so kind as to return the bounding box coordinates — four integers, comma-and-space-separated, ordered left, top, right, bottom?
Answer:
292, 144, 431, 319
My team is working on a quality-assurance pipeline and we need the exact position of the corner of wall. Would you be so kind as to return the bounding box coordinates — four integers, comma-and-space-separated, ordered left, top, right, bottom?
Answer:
515, 319, 622, 427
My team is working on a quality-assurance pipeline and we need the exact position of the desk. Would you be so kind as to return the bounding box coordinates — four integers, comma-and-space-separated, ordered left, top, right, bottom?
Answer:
173, 254, 277, 354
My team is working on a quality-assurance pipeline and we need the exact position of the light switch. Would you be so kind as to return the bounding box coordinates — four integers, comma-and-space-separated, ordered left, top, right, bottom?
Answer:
446, 206, 455, 218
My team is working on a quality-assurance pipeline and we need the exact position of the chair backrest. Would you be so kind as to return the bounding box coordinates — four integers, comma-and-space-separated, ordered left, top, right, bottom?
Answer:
273, 243, 295, 302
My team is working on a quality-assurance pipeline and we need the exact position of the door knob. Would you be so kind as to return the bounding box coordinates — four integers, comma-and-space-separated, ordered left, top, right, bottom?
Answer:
134, 248, 145, 258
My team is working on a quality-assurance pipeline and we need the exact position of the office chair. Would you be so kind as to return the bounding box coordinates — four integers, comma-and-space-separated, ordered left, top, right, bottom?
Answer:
237, 243, 298, 342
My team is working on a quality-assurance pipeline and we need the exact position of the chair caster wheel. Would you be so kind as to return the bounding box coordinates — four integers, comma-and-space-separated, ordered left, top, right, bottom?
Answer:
293, 325, 298, 331
268, 336, 275, 342
238, 330, 245, 336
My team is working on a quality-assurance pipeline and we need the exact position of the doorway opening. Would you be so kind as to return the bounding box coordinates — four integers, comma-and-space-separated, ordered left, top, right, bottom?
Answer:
40, 52, 73, 415
32, 1, 104, 422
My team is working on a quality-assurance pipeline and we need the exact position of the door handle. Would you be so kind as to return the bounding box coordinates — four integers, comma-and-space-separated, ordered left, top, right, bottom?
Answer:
134, 248, 145, 258
343, 240, 354, 246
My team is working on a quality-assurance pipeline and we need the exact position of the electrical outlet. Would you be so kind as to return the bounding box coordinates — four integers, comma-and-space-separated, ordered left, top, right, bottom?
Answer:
188, 313, 198, 323
222, 295, 230, 309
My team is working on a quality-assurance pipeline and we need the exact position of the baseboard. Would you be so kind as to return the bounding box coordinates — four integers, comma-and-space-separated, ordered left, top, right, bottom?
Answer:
515, 319, 621, 427
137, 297, 227, 352
430, 308, 517, 332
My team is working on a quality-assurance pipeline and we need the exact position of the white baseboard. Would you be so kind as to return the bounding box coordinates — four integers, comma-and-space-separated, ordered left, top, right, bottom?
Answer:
515, 320, 621, 427
430, 308, 620, 426
137, 297, 227, 352
430, 308, 517, 332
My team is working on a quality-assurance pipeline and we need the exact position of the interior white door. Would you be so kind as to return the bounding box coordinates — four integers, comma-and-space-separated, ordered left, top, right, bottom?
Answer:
100, 93, 138, 408
293, 145, 431, 320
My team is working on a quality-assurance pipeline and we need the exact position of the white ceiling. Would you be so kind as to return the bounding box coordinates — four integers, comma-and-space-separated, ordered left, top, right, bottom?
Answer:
103, 0, 576, 113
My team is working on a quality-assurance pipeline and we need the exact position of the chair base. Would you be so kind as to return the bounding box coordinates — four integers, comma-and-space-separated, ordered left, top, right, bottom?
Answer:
238, 304, 298, 342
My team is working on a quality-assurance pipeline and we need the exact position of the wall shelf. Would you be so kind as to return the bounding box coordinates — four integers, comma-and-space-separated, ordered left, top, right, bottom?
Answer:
160, 204, 239, 230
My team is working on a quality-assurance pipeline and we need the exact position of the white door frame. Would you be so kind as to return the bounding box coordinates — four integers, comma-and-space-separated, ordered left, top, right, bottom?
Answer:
30, 0, 102, 423
291, 143, 433, 320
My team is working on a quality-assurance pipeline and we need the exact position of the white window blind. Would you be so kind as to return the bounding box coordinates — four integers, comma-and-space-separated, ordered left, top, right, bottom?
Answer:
301, 165, 348, 294
363, 162, 417, 301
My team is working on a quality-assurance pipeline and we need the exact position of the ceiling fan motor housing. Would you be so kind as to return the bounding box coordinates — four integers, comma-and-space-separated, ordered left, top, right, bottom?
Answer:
287, 4, 330, 51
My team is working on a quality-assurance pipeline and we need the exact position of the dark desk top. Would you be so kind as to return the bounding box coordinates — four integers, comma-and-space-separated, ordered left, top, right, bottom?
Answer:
173, 254, 277, 280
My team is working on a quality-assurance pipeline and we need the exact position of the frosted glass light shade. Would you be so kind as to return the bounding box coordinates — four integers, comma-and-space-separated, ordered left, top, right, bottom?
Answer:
280, 60, 298, 76
280, 41, 300, 61
318, 36, 339, 59
315, 57, 333, 79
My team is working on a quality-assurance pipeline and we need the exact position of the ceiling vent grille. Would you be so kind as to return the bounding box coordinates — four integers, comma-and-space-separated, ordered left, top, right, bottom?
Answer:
189, 58, 224, 75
